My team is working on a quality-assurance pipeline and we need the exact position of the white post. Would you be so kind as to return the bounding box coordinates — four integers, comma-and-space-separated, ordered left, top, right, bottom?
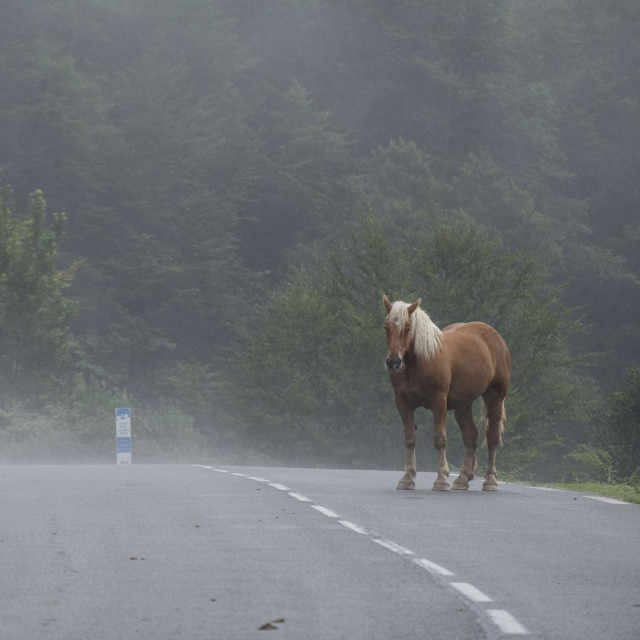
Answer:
115, 408, 132, 464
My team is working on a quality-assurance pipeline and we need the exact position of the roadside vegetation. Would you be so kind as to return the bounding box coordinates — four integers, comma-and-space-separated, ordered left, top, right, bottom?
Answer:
0, 1, 638, 487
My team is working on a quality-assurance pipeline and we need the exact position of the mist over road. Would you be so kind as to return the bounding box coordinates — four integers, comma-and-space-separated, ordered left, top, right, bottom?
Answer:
1, 465, 638, 639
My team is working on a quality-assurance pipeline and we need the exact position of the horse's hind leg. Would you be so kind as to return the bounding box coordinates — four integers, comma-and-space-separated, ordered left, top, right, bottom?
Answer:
432, 395, 451, 491
452, 405, 478, 491
482, 391, 506, 491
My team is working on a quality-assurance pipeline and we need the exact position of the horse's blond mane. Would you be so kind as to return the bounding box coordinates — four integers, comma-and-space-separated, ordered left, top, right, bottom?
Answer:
388, 301, 444, 360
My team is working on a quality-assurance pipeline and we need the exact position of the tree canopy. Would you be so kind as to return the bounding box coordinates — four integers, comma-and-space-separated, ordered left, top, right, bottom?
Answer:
0, 187, 78, 399
0, 0, 637, 477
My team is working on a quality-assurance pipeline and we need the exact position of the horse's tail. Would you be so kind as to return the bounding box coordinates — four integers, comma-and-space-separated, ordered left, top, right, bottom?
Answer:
480, 398, 506, 447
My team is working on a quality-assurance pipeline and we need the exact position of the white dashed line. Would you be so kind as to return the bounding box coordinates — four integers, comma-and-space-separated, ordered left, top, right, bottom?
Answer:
487, 609, 529, 634
450, 582, 493, 603
289, 492, 312, 502
338, 520, 368, 535
194, 466, 529, 635
267, 483, 290, 491
530, 486, 561, 491
311, 505, 340, 518
373, 538, 414, 556
414, 558, 455, 577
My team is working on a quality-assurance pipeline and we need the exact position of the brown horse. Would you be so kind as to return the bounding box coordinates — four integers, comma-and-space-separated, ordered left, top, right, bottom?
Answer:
383, 295, 511, 491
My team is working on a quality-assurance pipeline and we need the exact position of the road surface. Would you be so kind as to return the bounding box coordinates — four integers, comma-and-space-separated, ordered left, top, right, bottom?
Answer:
1, 464, 638, 639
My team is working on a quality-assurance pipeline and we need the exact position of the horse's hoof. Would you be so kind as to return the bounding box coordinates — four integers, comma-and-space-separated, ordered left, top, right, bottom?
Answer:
432, 480, 451, 491
397, 479, 415, 490
482, 480, 499, 491
452, 477, 469, 490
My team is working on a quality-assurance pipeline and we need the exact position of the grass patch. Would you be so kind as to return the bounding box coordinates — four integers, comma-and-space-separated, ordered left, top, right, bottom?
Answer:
540, 481, 640, 504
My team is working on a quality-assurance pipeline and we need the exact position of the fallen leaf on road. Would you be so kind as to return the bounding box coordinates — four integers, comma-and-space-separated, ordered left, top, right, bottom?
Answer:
258, 618, 285, 630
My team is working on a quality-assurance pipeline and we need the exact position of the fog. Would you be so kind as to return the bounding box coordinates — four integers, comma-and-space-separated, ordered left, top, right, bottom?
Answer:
0, 1, 638, 481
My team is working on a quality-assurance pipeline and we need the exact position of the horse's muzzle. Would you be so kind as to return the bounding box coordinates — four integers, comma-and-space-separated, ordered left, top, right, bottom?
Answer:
386, 358, 402, 371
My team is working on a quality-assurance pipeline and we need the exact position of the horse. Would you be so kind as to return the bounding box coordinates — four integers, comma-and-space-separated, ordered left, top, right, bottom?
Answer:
383, 295, 511, 491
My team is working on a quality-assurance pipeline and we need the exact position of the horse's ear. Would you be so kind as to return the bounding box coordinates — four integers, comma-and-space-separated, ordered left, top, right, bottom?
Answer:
407, 298, 421, 315
383, 295, 393, 313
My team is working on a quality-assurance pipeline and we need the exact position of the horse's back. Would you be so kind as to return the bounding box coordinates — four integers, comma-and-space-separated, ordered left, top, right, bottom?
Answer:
442, 321, 511, 391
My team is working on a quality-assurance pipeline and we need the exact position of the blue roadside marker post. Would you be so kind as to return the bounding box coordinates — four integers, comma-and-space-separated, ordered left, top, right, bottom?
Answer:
115, 407, 132, 464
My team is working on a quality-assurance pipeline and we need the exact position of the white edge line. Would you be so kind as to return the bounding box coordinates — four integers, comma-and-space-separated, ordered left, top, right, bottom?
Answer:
191, 464, 213, 469
584, 495, 630, 505
450, 582, 493, 603
486, 609, 529, 635
338, 520, 368, 535
288, 492, 312, 502
372, 538, 414, 556
311, 505, 339, 518
247, 477, 270, 482
414, 558, 455, 576
212, 468, 229, 473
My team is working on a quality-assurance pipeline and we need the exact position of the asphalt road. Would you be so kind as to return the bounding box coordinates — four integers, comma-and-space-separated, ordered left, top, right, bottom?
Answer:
1, 465, 638, 640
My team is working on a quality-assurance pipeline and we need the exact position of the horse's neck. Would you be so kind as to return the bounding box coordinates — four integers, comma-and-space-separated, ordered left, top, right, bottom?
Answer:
406, 341, 431, 367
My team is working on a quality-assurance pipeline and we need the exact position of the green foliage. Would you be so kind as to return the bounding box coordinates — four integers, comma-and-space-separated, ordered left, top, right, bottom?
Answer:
232, 213, 592, 474
406, 217, 595, 452
595, 368, 640, 482
354, 139, 448, 226
0, 187, 79, 398
0, 1, 637, 475
557, 445, 609, 484
0, 374, 205, 463
233, 270, 391, 466
235, 79, 356, 276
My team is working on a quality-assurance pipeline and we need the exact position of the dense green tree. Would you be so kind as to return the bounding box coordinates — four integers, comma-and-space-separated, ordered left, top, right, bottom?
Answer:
59, 0, 357, 397
59, 0, 260, 394
0, 3, 116, 214
238, 80, 356, 273
0, 0, 637, 474
505, 0, 640, 375
0, 187, 78, 399
232, 214, 592, 475
595, 369, 640, 482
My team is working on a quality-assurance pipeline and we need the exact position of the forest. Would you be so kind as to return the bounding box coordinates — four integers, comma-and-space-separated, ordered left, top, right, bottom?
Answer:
0, 0, 638, 483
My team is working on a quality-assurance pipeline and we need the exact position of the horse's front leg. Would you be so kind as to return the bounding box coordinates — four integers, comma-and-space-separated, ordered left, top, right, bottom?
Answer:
432, 396, 450, 491
396, 401, 417, 490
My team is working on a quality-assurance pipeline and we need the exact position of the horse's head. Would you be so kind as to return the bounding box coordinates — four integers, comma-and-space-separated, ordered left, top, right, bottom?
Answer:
383, 295, 421, 372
